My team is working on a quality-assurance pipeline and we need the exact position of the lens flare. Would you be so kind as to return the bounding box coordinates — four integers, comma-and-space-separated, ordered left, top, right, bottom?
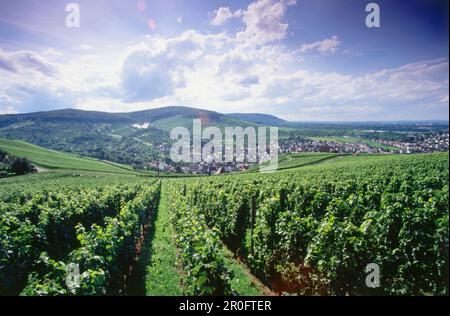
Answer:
136, 0, 146, 12
147, 19, 157, 29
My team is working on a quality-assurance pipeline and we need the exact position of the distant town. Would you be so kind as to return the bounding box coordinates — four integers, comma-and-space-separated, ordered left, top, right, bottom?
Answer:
279, 132, 450, 155
148, 132, 449, 175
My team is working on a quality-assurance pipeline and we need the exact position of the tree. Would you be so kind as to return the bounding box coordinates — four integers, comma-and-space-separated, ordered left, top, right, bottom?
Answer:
0, 149, 7, 162
9, 157, 35, 175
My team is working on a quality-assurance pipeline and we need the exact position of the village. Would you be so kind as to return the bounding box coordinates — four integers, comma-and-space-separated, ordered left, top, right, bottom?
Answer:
279, 132, 449, 155
148, 132, 449, 175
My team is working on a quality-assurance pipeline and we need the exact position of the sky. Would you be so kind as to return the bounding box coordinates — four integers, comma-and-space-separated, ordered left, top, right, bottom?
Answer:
0, 0, 448, 121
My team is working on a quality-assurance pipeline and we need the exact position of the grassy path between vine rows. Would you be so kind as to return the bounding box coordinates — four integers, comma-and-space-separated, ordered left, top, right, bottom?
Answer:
221, 246, 271, 296
147, 181, 269, 295
142, 180, 268, 296
144, 182, 183, 295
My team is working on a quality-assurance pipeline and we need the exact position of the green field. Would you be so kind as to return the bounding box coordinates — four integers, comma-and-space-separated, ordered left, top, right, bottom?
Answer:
248, 152, 343, 172
274, 152, 343, 170
310, 136, 399, 151
0, 138, 139, 175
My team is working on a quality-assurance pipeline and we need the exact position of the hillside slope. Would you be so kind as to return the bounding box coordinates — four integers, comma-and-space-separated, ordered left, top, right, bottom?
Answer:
227, 113, 288, 126
0, 138, 138, 174
0, 106, 255, 131
0, 106, 258, 168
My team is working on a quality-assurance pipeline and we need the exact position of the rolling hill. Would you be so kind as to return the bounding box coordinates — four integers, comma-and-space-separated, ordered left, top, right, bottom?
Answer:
0, 106, 260, 133
0, 138, 139, 175
227, 113, 288, 126
4, 106, 444, 172
0, 106, 271, 169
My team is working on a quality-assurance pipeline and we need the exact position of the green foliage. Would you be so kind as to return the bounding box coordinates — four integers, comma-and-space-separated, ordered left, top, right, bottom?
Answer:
0, 139, 139, 174
247, 153, 340, 172
0, 107, 256, 169
172, 153, 449, 295
167, 185, 234, 295
0, 148, 36, 177
0, 172, 144, 203
0, 180, 160, 295
1, 150, 448, 296
9, 157, 35, 175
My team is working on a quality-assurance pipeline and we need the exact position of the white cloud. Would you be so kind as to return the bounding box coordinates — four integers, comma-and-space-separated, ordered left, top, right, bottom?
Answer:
210, 7, 244, 26
300, 36, 341, 55
0, 48, 56, 76
211, 7, 235, 26
177, 16, 183, 24
121, 51, 180, 101
236, 0, 296, 45
0, 94, 19, 115
0, 93, 19, 104
0, 0, 448, 121
75, 97, 152, 113
73, 44, 92, 52
0, 105, 16, 114
42, 48, 64, 58
117, 26, 448, 119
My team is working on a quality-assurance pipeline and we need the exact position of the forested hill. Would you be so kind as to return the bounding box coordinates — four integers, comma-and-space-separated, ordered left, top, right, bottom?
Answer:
0, 106, 267, 169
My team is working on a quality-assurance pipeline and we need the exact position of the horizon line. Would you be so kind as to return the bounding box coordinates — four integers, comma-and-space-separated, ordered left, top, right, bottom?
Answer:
1, 106, 449, 124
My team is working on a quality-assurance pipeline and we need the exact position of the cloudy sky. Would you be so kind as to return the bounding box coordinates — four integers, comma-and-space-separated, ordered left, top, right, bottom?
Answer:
0, 0, 448, 120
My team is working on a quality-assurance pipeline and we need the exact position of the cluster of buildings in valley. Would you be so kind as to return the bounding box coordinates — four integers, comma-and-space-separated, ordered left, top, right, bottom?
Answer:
149, 143, 254, 174
377, 133, 449, 154
279, 133, 449, 155
147, 132, 449, 175
148, 160, 251, 175
150, 141, 271, 175
279, 137, 379, 154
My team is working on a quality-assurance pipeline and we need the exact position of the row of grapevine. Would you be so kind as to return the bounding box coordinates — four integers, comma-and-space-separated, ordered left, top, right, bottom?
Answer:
0, 172, 143, 204
167, 183, 234, 295
173, 153, 449, 295
0, 180, 160, 295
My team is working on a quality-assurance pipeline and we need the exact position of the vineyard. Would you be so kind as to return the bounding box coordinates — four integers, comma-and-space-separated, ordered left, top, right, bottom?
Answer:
166, 153, 449, 295
0, 178, 160, 295
0, 152, 448, 296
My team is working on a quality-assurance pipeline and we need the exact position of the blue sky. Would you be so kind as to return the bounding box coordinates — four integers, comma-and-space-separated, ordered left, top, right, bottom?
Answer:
0, 0, 448, 120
